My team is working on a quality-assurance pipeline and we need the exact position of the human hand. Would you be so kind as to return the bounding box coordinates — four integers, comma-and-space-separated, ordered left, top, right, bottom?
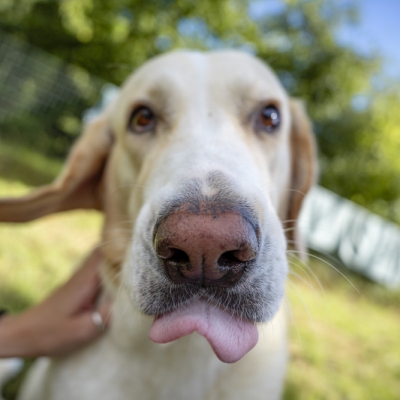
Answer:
0, 249, 111, 358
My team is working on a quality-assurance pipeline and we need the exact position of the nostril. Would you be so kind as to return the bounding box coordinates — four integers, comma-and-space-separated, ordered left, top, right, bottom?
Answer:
157, 246, 191, 283
218, 251, 242, 269
232, 245, 258, 263
167, 248, 190, 264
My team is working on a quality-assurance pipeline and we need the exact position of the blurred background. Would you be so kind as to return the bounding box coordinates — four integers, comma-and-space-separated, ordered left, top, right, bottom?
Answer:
0, 0, 399, 398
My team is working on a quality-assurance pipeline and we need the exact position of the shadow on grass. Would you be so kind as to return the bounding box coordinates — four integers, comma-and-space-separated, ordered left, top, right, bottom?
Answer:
0, 141, 62, 187
0, 289, 36, 400
2, 360, 35, 400
283, 381, 301, 400
0, 286, 35, 314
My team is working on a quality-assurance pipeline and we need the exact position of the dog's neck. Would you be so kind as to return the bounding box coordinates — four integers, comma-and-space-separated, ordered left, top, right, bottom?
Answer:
111, 287, 154, 349
99, 259, 154, 349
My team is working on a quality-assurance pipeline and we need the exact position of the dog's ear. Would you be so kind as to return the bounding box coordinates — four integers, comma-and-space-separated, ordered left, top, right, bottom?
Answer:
0, 116, 113, 222
285, 99, 317, 253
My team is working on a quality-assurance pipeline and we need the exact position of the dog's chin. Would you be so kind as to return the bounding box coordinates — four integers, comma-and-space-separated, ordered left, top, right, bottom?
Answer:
134, 279, 285, 363
135, 273, 284, 323
148, 296, 259, 363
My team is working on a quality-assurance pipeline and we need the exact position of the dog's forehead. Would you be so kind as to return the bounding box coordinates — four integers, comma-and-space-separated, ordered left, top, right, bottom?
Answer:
121, 50, 286, 100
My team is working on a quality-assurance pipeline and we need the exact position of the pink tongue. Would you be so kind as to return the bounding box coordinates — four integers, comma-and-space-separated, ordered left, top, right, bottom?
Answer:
149, 299, 258, 363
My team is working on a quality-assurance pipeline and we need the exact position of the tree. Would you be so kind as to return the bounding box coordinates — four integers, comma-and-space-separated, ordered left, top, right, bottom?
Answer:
1, 0, 399, 223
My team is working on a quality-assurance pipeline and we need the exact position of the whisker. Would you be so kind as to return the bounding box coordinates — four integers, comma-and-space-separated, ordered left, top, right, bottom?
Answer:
287, 253, 326, 296
287, 250, 360, 293
287, 264, 321, 295
258, 182, 307, 199
286, 279, 317, 340
281, 296, 303, 350
280, 219, 300, 225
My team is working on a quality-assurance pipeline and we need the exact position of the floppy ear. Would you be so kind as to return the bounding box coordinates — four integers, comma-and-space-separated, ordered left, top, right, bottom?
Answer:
285, 99, 317, 253
0, 116, 113, 222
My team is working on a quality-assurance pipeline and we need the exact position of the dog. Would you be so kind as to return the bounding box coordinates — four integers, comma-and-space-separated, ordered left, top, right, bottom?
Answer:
0, 50, 316, 399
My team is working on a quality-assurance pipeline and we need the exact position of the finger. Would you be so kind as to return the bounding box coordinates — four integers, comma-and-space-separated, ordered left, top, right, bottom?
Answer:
73, 302, 112, 341
50, 249, 104, 312
64, 314, 104, 348
66, 248, 103, 290
38, 303, 111, 357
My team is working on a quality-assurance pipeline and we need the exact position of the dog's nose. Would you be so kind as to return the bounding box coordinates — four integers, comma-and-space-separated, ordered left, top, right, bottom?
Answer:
154, 211, 259, 287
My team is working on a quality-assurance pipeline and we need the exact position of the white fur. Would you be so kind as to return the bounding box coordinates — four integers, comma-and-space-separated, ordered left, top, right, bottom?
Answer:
18, 50, 304, 400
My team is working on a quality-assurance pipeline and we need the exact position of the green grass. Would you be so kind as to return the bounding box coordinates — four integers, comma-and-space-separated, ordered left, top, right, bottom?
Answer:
1, 143, 399, 399
284, 258, 400, 399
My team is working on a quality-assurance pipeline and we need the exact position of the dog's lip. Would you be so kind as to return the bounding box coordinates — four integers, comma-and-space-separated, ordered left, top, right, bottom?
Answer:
152, 296, 250, 321
149, 297, 259, 363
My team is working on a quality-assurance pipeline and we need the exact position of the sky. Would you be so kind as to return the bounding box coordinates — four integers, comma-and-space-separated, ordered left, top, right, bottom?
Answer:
249, 0, 400, 81
337, 0, 400, 79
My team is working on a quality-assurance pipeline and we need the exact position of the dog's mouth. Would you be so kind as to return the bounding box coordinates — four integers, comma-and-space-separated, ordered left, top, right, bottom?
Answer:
135, 184, 287, 363
149, 297, 258, 363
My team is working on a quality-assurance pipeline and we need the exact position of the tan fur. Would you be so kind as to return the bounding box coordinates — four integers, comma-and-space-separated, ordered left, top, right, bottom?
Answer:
285, 99, 318, 253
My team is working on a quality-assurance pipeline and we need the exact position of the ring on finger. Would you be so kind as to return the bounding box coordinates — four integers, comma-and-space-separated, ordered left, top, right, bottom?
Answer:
91, 311, 105, 332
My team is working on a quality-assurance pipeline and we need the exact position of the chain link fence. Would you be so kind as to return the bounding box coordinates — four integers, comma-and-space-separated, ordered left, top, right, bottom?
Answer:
0, 31, 105, 157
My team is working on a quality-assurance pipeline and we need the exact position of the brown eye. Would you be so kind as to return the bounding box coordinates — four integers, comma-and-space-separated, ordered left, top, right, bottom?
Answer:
259, 105, 280, 132
128, 106, 156, 133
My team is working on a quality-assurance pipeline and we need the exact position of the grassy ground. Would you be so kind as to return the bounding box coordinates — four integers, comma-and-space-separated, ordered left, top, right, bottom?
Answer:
1, 143, 399, 399
285, 258, 400, 399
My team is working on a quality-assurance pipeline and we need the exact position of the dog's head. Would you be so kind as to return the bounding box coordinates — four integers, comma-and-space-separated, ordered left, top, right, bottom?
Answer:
0, 50, 316, 363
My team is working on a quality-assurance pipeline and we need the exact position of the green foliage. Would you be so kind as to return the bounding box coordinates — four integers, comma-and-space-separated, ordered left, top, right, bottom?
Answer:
320, 86, 400, 223
0, 0, 371, 86
1, 0, 399, 223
